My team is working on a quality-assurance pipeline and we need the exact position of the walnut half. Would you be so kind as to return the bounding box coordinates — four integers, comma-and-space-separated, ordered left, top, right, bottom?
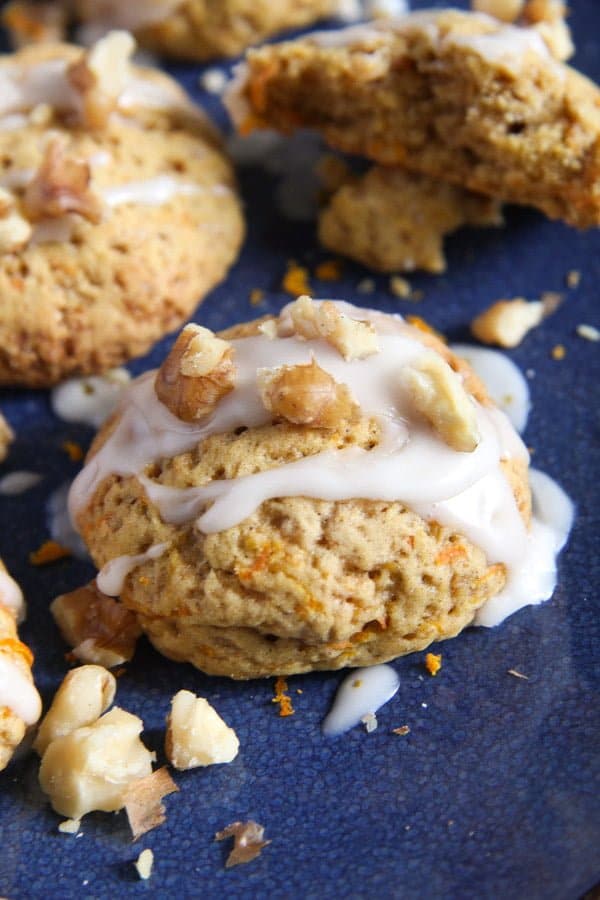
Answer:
23, 137, 103, 224
258, 359, 360, 429
155, 324, 236, 422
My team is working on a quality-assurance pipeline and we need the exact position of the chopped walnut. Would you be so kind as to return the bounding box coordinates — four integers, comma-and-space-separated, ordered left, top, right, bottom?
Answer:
289, 296, 379, 361
258, 359, 360, 429
471, 0, 524, 21
404, 353, 480, 452
155, 324, 236, 422
134, 848, 154, 881
34, 665, 116, 757
0, 412, 14, 463
2, 1, 67, 48
23, 138, 103, 224
38, 707, 155, 820
123, 767, 179, 840
215, 821, 271, 868
471, 298, 546, 348
258, 319, 278, 339
51, 581, 142, 668
165, 690, 239, 771
67, 31, 135, 130
522, 0, 565, 22
531, 17, 573, 60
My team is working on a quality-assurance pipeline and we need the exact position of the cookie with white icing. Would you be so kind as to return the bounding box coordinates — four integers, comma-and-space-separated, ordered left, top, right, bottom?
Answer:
0, 560, 41, 770
71, 0, 354, 62
0, 33, 244, 387
319, 166, 503, 273
226, 8, 600, 228
70, 300, 539, 679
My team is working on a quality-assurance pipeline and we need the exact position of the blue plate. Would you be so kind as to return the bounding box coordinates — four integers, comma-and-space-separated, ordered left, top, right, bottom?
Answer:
1, 2, 599, 897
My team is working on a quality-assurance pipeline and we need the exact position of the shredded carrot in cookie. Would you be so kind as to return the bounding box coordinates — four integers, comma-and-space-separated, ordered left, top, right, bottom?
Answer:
315, 259, 343, 281
282, 261, 312, 297
29, 539, 71, 565
62, 440, 83, 462
272, 676, 294, 717
425, 652, 442, 676
405, 315, 445, 342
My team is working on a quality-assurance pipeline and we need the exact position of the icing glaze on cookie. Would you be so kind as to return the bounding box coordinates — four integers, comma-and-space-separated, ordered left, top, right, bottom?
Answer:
97, 542, 169, 596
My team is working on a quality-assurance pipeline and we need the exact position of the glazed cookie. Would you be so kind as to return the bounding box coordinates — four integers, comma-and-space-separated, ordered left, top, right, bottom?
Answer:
70, 0, 355, 61
226, 8, 600, 228
319, 166, 503, 273
0, 33, 244, 387
0, 560, 42, 770
68, 299, 550, 680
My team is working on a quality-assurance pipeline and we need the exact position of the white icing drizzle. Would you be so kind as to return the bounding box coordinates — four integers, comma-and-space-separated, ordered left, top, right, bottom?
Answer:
51, 368, 131, 429
96, 542, 169, 596
0, 570, 25, 621
450, 344, 530, 433
475, 468, 574, 627
102, 176, 204, 208
322, 664, 400, 736
0, 655, 41, 725
0, 471, 42, 496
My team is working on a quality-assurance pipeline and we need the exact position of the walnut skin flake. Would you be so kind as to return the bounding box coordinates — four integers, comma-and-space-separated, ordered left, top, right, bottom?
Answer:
154, 324, 236, 422
215, 820, 271, 868
258, 359, 360, 429
123, 767, 179, 841
23, 138, 103, 224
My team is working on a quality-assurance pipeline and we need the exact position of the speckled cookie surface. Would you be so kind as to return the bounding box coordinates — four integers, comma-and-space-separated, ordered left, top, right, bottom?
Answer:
319, 166, 503, 273
75, 0, 348, 61
75, 313, 531, 680
228, 8, 600, 227
0, 41, 244, 387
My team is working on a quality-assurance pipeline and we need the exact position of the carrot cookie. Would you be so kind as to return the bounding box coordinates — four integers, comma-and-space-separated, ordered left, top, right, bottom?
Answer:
226, 8, 600, 228
0, 560, 41, 770
64, 299, 576, 680
319, 166, 503, 273
0, 33, 244, 387
69, 0, 355, 62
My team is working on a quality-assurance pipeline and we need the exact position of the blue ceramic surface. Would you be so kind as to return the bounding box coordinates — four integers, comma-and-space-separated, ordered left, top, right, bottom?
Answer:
0, 2, 599, 897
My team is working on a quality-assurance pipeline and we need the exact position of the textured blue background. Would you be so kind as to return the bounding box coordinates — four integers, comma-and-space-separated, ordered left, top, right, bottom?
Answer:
0, 1, 599, 897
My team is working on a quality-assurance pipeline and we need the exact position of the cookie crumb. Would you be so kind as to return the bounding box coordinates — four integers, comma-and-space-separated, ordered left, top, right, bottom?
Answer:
507, 668, 529, 680
134, 848, 154, 881
566, 269, 581, 289
199, 67, 227, 95
315, 258, 343, 281
58, 818, 81, 834
215, 820, 271, 868
392, 725, 411, 736
356, 278, 375, 294
62, 440, 84, 462
551, 344, 566, 360
389, 275, 412, 299
272, 676, 294, 717
361, 712, 378, 733
576, 324, 600, 342
282, 261, 312, 297
249, 288, 265, 306
424, 652, 442, 676
29, 539, 72, 565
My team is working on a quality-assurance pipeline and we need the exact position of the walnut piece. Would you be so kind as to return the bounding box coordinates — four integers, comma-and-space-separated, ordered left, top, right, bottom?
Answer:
34, 664, 116, 757
123, 767, 179, 840
215, 820, 271, 868
258, 359, 360, 429
155, 324, 236, 422
165, 690, 239, 771
471, 0, 524, 21
67, 31, 135, 130
289, 296, 379, 361
522, 0, 565, 22
38, 707, 155, 819
403, 353, 480, 452
0, 412, 14, 462
471, 298, 546, 348
23, 138, 103, 224
51, 581, 142, 668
